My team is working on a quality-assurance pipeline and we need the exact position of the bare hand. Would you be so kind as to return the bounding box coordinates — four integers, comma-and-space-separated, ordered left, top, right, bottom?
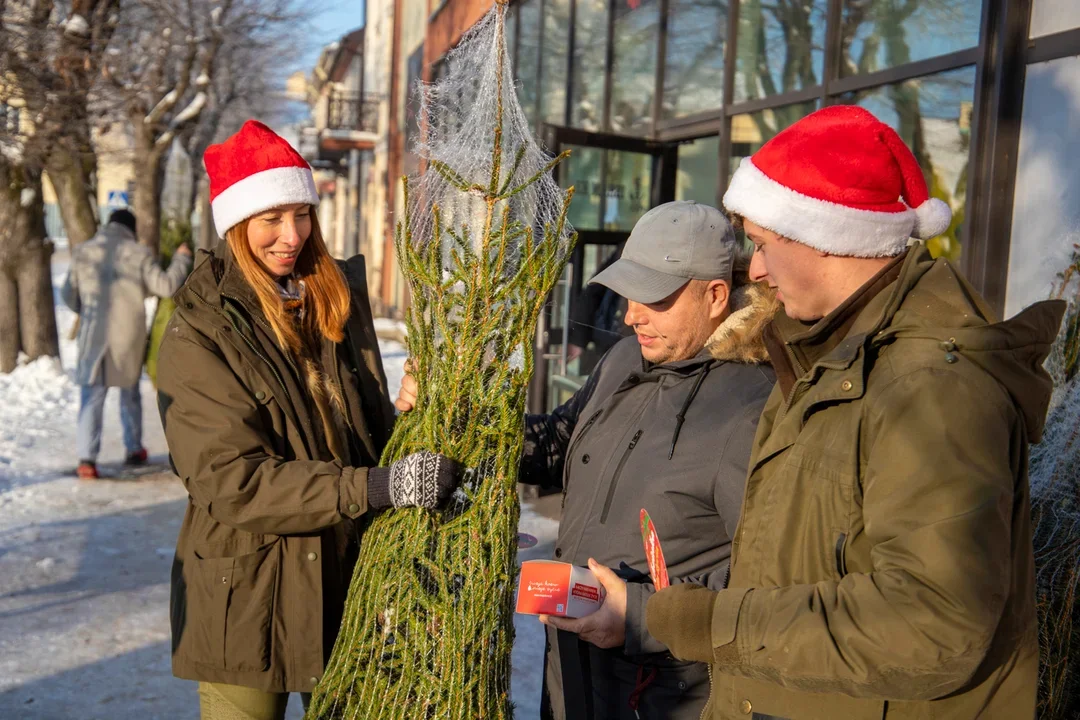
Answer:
540, 559, 627, 649
395, 359, 418, 412
176, 243, 193, 256
567, 343, 584, 362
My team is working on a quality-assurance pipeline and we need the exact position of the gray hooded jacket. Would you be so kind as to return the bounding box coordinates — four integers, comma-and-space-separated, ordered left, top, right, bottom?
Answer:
521, 282, 778, 720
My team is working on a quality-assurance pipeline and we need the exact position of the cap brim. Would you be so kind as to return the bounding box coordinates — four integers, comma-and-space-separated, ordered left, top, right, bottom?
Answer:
589, 259, 689, 304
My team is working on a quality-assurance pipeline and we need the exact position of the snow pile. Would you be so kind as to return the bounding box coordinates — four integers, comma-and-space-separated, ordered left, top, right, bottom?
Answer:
0, 355, 76, 484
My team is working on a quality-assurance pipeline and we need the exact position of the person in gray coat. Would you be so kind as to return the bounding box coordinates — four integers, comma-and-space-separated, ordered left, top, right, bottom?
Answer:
60, 209, 193, 479
397, 201, 778, 719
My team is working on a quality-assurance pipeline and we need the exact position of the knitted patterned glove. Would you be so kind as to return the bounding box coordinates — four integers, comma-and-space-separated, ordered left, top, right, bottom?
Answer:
367, 452, 461, 510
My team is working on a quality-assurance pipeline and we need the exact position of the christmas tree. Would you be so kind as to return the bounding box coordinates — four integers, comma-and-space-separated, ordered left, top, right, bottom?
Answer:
307, 2, 576, 717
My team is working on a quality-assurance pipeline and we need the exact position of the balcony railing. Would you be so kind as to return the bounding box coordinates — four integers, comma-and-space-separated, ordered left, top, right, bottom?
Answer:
327, 93, 379, 134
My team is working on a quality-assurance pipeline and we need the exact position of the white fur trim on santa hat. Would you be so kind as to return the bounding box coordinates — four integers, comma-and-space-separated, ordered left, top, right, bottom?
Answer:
724, 158, 917, 258
211, 165, 319, 236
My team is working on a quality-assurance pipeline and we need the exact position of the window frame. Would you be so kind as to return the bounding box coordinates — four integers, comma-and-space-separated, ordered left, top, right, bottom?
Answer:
502, 0, 1080, 313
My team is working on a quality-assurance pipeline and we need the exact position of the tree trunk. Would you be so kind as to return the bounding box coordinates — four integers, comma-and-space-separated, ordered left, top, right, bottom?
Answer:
133, 131, 165, 253
45, 145, 99, 246
17, 238, 59, 363
0, 267, 19, 373
197, 179, 215, 250
0, 161, 60, 374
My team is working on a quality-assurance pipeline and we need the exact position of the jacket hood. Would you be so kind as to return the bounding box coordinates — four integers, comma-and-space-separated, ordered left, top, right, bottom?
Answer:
706, 280, 780, 364
103, 221, 137, 244
874, 246, 1065, 442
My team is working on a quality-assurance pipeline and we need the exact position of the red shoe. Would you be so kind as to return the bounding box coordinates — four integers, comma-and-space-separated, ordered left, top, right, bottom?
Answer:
77, 462, 99, 480
124, 448, 148, 466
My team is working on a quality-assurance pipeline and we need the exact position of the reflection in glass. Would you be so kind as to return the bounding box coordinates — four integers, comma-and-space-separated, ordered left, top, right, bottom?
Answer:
516, 0, 541, 128
663, 0, 726, 119
734, 0, 826, 103
568, 243, 628, 377
611, 0, 660, 134
840, 0, 981, 78
1007, 54, 1080, 317
677, 135, 720, 206
843, 66, 975, 261
564, 145, 604, 230
604, 151, 652, 230
729, 102, 818, 181
1030, 0, 1080, 38
572, 0, 608, 130
541, 0, 570, 124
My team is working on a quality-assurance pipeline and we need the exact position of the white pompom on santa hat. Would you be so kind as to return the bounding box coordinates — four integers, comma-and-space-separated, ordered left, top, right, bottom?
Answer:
204, 119, 320, 237
723, 105, 952, 257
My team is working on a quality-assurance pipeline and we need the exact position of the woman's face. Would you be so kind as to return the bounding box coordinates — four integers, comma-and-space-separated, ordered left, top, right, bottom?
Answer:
247, 203, 313, 278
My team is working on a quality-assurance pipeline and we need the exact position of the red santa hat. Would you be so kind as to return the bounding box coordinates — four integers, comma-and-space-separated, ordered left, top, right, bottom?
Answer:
723, 105, 952, 257
204, 120, 319, 236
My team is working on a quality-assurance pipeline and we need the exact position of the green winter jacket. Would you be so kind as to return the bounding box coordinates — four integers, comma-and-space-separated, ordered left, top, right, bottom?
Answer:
647, 244, 1065, 719
158, 246, 396, 693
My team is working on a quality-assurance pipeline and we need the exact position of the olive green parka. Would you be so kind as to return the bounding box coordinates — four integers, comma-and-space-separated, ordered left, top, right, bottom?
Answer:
648, 245, 1065, 719
158, 246, 396, 693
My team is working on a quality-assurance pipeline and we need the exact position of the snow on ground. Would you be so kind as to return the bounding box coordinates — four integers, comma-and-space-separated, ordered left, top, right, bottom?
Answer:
0, 253, 558, 719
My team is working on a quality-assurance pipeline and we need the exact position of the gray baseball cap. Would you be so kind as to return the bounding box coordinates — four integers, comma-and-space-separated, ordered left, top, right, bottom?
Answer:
590, 200, 737, 304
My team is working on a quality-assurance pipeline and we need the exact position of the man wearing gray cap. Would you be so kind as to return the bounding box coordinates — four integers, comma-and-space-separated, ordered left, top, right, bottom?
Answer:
399, 200, 777, 718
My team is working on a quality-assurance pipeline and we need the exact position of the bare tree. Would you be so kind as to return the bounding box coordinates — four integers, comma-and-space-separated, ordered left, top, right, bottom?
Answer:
178, 15, 303, 229
0, 0, 119, 372
99, 0, 302, 252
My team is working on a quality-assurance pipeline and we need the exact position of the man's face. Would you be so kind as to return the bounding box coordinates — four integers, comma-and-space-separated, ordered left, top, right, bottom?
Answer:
744, 219, 829, 321
624, 279, 728, 365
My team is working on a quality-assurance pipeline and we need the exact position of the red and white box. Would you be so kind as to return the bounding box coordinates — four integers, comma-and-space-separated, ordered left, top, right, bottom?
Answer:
515, 560, 606, 618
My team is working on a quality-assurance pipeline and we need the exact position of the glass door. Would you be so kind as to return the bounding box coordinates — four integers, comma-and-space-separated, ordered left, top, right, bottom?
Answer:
528, 125, 678, 413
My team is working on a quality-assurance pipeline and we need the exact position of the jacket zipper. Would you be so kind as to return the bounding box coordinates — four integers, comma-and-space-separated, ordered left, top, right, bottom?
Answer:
701, 662, 713, 720
835, 532, 848, 577
222, 293, 302, 380
599, 429, 643, 524
221, 299, 291, 400
564, 409, 603, 475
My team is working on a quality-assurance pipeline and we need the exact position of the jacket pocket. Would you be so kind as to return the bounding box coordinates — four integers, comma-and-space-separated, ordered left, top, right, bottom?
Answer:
194, 540, 280, 672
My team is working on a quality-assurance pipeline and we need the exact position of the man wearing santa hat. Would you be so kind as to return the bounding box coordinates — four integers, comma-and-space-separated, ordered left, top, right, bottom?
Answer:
645, 105, 1064, 719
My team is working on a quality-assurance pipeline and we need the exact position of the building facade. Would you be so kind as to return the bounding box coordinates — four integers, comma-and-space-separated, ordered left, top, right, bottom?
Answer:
358, 0, 1080, 410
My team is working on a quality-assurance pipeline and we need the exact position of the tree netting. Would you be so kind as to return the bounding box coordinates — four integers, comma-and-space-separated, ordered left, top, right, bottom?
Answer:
306, 2, 576, 718
1032, 246, 1080, 720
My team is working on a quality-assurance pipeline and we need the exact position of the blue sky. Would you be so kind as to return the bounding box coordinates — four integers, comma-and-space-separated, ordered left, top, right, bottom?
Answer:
297, 0, 367, 75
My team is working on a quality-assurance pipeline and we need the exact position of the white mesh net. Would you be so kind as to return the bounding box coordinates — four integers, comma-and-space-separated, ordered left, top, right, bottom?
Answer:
1030, 247, 1080, 719
306, 3, 575, 718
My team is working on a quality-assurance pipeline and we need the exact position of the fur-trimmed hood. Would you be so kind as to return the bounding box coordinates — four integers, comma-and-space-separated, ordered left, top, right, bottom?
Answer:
706, 281, 780, 364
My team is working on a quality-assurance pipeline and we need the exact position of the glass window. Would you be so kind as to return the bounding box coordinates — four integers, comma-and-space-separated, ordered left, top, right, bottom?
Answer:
516, 0, 541, 128
676, 135, 720, 206
571, 0, 609, 131
610, 0, 660, 134
564, 145, 605, 230
541, 0, 570, 124
1030, 0, 1080, 39
839, 0, 981, 78
843, 66, 975, 261
1006, 54, 1080, 318
729, 101, 818, 181
663, 0, 726, 119
603, 150, 652, 230
734, 0, 826, 103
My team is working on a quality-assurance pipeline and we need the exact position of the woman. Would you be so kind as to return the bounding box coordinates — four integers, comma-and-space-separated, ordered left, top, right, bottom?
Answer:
158, 120, 460, 720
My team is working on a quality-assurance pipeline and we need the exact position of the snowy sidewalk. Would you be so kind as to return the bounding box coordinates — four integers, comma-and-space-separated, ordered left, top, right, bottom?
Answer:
0, 255, 558, 719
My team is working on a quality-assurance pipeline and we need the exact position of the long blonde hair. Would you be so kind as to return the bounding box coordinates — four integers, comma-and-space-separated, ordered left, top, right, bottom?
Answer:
226, 209, 352, 459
